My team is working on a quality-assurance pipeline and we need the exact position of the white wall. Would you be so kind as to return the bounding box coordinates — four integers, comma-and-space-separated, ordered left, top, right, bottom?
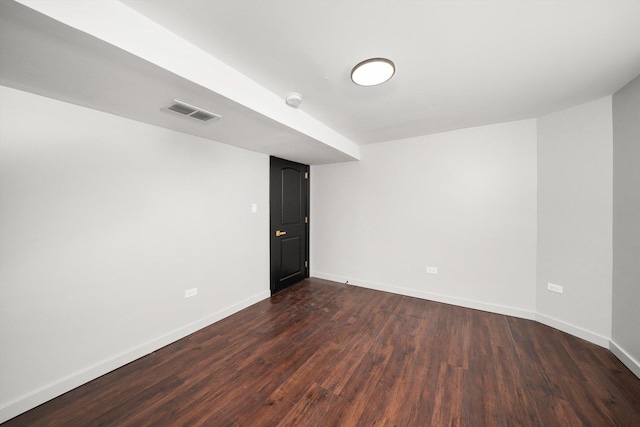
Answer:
612, 75, 640, 377
2, 82, 636, 422
311, 120, 538, 317
536, 97, 613, 346
0, 86, 270, 422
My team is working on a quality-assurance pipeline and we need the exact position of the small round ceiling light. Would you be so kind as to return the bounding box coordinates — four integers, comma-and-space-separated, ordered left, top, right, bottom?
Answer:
351, 58, 395, 86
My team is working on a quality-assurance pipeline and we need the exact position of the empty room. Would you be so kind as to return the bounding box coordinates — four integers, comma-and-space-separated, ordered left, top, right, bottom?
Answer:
1, 0, 639, 425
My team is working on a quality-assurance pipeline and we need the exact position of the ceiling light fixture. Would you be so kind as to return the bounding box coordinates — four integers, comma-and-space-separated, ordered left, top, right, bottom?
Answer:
351, 58, 395, 86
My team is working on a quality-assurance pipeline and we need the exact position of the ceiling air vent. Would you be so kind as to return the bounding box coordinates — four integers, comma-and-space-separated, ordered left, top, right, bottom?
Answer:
163, 100, 221, 122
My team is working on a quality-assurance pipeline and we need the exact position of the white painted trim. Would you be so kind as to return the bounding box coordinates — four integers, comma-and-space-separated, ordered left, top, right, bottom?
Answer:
0, 290, 270, 424
4, 274, 636, 422
312, 271, 536, 320
535, 313, 610, 348
313, 271, 618, 350
609, 340, 640, 379
315, 272, 638, 378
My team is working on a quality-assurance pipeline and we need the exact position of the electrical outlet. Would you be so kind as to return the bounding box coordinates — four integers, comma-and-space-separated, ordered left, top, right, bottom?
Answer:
251, 203, 257, 213
547, 282, 563, 294
426, 266, 438, 275
184, 288, 198, 298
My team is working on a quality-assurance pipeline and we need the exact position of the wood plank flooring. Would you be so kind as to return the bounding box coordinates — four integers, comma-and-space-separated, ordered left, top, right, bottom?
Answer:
4, 278, 640, 426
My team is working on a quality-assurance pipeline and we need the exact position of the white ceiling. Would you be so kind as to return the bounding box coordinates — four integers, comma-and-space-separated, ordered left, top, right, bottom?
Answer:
3, 0, 640, 164
120, 0, 640, 144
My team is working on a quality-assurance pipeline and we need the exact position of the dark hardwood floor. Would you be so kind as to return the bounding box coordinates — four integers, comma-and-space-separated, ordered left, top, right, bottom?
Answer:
4, 278, 640, 426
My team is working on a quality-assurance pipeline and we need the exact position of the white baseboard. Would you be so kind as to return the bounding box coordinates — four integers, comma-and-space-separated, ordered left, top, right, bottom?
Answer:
0, 290, 270, 424
312, 271, 617, 350
5, 276, 637, 423
609, 340, 640, 379
535, 313, 610, 348
317, 271, 638, 378
312, 271, 536, 320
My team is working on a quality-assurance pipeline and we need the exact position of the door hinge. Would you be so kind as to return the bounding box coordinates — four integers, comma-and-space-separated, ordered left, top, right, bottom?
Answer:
305, 216, 308, 224
305, 261, 308, 268
304, 171, 308, 179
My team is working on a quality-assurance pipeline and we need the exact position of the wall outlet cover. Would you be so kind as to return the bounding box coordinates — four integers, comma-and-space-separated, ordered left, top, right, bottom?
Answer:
426, 266, 438, 275
547, 282, 563, 294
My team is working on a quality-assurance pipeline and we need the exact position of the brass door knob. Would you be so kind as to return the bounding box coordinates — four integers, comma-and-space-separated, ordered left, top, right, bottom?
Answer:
275, 230, 287, 237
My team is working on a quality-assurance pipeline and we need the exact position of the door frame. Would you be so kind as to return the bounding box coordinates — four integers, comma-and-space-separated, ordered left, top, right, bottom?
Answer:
269, 156, 310, 295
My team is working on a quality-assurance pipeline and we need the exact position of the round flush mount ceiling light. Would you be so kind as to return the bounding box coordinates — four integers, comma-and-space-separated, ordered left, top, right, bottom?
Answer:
351, 58, 395, 86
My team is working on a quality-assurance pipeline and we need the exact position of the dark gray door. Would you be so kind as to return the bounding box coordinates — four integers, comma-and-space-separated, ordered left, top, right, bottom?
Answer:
270, 156, 309, 294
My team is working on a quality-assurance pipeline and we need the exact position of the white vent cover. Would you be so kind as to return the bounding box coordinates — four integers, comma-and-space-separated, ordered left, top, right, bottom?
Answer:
163, 100, 221, 122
